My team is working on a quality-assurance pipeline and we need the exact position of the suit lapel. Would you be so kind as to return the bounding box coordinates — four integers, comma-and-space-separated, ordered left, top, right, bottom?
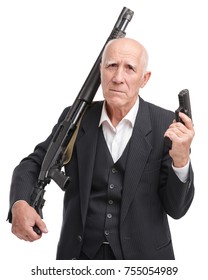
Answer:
76, 102, 103, 226
121, 98, 152, 225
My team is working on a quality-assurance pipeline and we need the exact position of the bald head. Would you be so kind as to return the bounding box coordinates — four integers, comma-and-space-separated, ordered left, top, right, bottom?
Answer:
101, 38, 149, 73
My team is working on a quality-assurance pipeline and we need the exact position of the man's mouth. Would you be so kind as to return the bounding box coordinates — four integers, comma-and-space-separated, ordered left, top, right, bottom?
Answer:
109, 89, 124, 93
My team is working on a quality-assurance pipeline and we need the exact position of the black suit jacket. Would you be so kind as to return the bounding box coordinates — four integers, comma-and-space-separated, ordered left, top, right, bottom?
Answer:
8, 97, 194, 260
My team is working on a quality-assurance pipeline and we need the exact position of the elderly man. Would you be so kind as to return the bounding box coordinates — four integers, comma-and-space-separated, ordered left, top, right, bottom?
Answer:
8, 38, 195, 260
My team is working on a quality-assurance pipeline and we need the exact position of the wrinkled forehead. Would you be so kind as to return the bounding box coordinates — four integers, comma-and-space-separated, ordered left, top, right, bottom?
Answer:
102, 39, 145, 65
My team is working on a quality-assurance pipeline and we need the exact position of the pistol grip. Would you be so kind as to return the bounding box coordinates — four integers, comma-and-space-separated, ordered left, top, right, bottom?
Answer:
164, 136, 172, 149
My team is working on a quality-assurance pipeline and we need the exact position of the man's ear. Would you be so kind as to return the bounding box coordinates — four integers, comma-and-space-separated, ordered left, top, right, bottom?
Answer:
141, 71, 151, 88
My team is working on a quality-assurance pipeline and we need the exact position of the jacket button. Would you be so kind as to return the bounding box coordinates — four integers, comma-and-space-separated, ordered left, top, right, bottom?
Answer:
78, 235, 82, 242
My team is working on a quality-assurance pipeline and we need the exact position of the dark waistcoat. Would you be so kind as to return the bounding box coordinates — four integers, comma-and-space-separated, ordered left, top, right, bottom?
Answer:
81, 127, 130, 259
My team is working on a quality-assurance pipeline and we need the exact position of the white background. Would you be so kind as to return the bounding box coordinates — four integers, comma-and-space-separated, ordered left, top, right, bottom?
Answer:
0, 0, 207, 279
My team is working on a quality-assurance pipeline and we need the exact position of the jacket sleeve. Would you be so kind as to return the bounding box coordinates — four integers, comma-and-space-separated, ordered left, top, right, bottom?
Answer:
7, 107, 69, 222
159, 159, 194, 219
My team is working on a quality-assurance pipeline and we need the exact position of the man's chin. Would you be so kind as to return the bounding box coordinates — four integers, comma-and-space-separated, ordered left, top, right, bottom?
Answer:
106, 98, 124, 108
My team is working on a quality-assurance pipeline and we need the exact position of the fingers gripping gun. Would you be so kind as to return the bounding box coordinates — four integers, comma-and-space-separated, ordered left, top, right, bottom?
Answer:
30, 7, 134, 234
165, 89, 192, 149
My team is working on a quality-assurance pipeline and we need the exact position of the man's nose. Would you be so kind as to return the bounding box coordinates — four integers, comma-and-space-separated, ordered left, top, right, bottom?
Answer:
112, 68, 125, 83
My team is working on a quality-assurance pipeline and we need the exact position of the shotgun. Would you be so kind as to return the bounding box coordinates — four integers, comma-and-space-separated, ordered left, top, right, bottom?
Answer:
30, 7, 134, 234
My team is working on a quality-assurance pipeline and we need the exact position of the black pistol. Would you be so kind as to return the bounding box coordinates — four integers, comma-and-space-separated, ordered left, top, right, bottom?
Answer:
165, 89, 192, 149
175, 89, 192, 122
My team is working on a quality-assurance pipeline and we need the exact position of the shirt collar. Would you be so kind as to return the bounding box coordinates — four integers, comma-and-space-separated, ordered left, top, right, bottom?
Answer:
99, 97, 139, 128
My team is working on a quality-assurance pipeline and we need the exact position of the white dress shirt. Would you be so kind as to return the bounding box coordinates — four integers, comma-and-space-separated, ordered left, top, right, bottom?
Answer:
99, 97, 189, 183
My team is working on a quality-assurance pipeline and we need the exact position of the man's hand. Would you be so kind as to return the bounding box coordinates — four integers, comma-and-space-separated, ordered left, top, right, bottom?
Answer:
164, 112, 195, 168
11, 200, 48, 242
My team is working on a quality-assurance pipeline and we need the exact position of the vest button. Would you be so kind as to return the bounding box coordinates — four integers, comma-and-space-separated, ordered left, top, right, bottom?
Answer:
108, 200, 113, 205
107, 213, 112, 219
112, 168, 117, 173
109, 184, 114, 189
104, 230, 110, 236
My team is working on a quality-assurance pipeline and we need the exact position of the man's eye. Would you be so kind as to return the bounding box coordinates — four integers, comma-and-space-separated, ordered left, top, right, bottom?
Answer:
107, 63, 117, 68
127, 65, 135, 71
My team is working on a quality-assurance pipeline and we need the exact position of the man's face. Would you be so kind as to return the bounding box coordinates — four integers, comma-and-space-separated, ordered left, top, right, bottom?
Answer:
100, 39, 150, 111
